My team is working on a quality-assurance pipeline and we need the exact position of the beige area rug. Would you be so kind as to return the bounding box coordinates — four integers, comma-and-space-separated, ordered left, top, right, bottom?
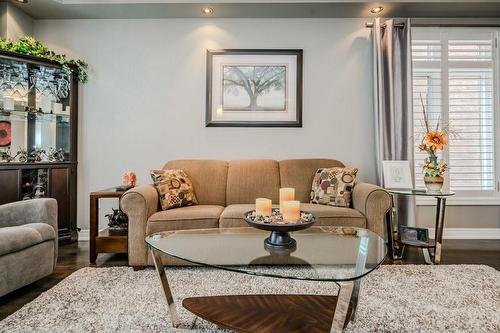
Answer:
0, 265, 499, 333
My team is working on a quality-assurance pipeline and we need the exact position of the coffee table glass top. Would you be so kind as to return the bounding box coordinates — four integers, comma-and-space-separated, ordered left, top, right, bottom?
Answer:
145, 227, 386, 282
387, 189, 455, 197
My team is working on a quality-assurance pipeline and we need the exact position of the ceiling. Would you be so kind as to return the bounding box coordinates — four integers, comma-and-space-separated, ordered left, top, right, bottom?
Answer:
8, 0, 500, 19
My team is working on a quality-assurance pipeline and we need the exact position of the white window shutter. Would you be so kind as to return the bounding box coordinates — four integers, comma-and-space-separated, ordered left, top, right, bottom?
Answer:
412, 28, 499, 195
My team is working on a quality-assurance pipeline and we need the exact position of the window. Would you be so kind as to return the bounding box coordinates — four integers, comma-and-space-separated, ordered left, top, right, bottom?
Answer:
412, 27, 500, 203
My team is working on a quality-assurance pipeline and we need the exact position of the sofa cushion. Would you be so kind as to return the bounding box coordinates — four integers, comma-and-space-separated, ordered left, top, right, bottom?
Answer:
164, 160, 228, 206
279, 159, 345, 203
226, 160, 280, 205
300, 203, 366, 228
146, 205, 224, 235
0, 223, 56, 256
151, 169, 198, 210
310, 167, 358, 207
219, 204, 261, 228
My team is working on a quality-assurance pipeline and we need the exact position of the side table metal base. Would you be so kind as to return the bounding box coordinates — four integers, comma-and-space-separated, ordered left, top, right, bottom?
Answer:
387, 192, 453, 265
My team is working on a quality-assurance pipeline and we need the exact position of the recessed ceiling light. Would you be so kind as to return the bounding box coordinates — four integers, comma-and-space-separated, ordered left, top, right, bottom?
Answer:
201, 7, 214, 15
16, 0, 28, 3
370, 6, 384, 14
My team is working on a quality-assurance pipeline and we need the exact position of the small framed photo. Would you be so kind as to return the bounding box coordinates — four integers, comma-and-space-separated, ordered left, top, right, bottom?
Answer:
399, 226, 429, 245
206, 49, 303, 127
382, 160, 413, 189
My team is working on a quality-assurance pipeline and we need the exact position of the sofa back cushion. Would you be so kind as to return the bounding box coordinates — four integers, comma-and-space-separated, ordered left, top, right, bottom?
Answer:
163, 160, 228, 206
226, 160, 280, 205
279, 159, 345, 203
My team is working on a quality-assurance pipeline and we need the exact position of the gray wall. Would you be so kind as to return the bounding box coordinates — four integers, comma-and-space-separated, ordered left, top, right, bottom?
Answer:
33, 18, 376, 229
417, 206, 500, 229
0, 3, 33, 40
30, 17, 500, 233
0, 3, 7, 38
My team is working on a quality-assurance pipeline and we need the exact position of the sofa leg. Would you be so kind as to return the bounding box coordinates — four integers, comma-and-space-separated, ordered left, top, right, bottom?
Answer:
132, 265, 145, 271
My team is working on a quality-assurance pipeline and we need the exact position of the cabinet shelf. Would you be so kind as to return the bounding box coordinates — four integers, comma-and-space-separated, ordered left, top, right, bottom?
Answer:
0, 109, 70, 122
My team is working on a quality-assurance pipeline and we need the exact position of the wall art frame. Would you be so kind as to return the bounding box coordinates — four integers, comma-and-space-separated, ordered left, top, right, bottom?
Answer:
206, 49, 303, 127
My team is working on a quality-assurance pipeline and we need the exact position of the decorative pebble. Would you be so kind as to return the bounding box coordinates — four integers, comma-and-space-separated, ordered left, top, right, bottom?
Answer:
246, 209, 314, 225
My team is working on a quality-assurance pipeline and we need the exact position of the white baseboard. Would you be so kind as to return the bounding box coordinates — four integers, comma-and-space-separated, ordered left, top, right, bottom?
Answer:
78, 228, 500, 241
79, 229, 89, 241
428, 228, 500, 239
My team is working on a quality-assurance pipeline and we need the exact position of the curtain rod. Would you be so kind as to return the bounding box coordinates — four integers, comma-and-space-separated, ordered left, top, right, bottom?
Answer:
365, 22, 405, 28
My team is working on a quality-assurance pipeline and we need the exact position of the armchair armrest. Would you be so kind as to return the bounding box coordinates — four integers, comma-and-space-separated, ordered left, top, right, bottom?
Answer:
352, 182, 391, 238
0, 198, 58, 232
120, 184, 159, 266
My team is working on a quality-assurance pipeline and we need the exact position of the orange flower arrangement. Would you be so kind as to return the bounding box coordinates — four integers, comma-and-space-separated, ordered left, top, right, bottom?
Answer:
418, 94, 449, 177
425, 130, 448, 151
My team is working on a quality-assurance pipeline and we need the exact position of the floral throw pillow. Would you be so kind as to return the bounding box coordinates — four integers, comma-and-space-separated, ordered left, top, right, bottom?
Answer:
150, 169, 198, 210
310, 167, 358, 207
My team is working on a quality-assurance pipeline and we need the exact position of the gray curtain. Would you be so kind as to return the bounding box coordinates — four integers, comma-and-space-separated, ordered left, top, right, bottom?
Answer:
373, 18, 416, 227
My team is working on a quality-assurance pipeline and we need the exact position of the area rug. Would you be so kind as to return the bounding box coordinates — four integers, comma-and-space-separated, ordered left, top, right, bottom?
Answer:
0, 265, 498, 332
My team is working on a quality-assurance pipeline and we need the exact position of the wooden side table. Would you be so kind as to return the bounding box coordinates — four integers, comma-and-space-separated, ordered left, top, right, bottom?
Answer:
386, 189, 455, 265
89, 187, 129, 263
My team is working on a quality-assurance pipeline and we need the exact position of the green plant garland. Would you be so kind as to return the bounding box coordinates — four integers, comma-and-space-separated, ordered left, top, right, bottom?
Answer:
0, 36, 88, 83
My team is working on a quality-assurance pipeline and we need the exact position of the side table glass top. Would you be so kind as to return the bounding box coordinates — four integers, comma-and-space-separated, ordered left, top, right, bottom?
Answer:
145, 227, 386, 282
387, 189, 455, 197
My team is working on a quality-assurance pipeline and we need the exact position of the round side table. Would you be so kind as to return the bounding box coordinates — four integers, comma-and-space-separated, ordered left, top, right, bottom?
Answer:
387, 189, 455, 264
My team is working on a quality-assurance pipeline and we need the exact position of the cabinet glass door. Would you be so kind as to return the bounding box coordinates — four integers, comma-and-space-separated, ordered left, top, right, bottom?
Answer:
0, 57, 72, 163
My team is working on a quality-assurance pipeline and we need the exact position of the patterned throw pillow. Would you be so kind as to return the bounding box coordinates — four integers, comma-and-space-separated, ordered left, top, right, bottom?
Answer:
150, 169, 198, 210
310, 167, 358, 207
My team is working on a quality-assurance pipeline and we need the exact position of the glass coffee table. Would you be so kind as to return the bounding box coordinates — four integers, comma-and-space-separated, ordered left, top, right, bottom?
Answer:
146, 227, 386, 333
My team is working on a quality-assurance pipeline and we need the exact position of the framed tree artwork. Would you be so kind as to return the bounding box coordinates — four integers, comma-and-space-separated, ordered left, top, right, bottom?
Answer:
206, 49, 303, 127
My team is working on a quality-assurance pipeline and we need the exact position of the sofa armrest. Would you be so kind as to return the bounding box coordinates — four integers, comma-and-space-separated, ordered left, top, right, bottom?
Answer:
120, 184, 159, 266
0, 198, 58, 232
352, 182, 391, 238
0, 198, 58, 267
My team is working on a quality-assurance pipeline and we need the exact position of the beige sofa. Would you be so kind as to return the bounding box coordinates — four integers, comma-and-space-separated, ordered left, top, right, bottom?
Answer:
121, 159, 391, 267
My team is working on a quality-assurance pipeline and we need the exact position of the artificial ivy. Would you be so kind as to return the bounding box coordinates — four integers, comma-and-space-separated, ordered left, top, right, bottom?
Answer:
0, 36, 88, 83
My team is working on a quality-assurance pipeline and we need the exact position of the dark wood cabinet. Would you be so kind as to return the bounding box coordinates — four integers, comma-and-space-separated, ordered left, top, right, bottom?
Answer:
0, 51, 78, 243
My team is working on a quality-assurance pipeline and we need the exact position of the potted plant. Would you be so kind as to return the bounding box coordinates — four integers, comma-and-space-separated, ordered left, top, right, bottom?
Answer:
418, 95, 449, 192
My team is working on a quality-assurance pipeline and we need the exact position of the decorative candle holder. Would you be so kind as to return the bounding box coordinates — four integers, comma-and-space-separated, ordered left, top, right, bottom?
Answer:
244, 209, 316, 249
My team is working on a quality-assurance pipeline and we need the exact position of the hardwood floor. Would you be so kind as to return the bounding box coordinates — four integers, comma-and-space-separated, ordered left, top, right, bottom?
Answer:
0, 239, 498, 321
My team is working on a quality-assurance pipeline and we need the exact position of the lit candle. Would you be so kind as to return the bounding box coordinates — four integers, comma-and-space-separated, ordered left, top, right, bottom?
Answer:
255, 198, 272, 216
279, 188, 295, 212
282, 200, 300, 222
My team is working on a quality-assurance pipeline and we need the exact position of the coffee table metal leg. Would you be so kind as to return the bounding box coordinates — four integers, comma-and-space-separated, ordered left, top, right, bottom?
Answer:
330, 234, 368, 332
151, 248, 182, 328
330, 281, 354, 333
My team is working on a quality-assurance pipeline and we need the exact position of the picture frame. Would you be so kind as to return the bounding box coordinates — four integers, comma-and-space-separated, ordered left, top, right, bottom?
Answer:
382, 160, 414, 189
206, 49, 303, 127
399, 226, 429, 245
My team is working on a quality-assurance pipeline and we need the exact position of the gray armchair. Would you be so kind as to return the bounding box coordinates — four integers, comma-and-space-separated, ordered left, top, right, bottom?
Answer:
0, 198, 58, 297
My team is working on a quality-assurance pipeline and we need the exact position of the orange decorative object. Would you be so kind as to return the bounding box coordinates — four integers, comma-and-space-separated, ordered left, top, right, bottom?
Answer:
279, 188, 295, 213
0, 121, 11, 147
282, 200, 300, 221
122, 171, 137, 187
255, 198, 272, 217
425, 130, 447, 151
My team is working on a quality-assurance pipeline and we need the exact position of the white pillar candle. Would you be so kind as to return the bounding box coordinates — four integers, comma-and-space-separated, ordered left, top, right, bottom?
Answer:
279, 187, 295, 213
282, 200, 300, 222
255, 198, 272, 217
